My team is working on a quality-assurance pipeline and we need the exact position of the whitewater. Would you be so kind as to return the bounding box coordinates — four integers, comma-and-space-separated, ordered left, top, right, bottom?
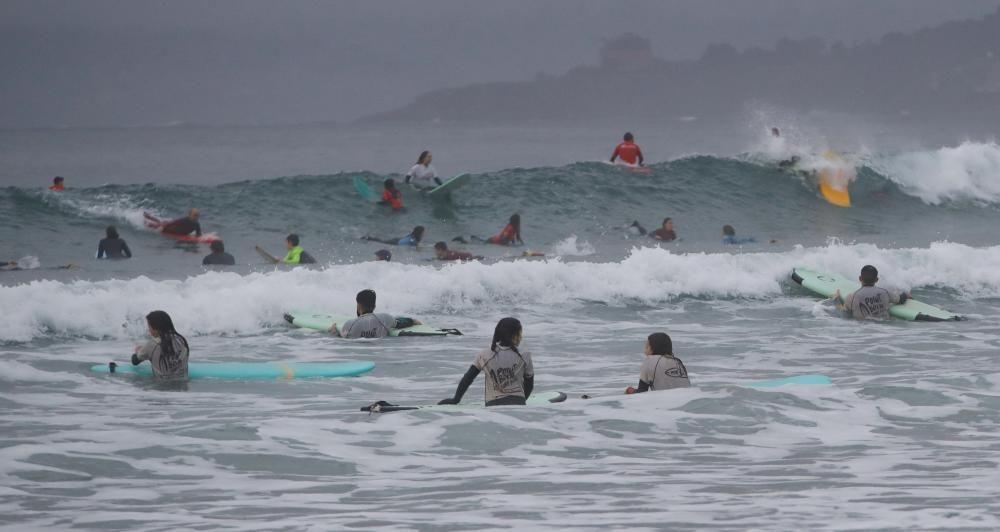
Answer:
3, 123, 1000, 530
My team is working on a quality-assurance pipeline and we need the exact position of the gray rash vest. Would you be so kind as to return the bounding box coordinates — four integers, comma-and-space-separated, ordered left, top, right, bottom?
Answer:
639, 354, 691, 391
473, 346, 534, 403
338, 313, 397, 339
136, 335, 189, 379
844, 285, 900, 320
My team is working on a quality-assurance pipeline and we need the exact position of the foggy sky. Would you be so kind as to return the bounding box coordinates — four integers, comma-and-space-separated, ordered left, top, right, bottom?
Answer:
3, 0, 999, 128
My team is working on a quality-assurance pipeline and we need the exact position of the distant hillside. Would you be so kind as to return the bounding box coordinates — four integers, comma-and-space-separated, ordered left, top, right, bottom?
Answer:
359, 8, 1000, 125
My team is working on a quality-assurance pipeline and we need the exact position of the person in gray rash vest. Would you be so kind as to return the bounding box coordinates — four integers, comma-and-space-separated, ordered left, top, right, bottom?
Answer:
132, 310, 189, 380
626, 332, 690, 394
329, 289, 419, 338
439, 317, 534, 407
833, 265, 910, 320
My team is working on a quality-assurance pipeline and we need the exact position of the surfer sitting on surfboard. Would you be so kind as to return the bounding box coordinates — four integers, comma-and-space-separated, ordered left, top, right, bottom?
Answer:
434, 242, 483, 261
132, 310, 189, 380
329, 289, 419, 339
650, 218, 677, 241
255, 234, 317, 264
362, 226, 425, 247
378, 178, 405, 210
625, 332, 690, 394
610, 132, 644, 167
404, 150, 442, 190
832, 265, 910, 321
438, 317, 534, 407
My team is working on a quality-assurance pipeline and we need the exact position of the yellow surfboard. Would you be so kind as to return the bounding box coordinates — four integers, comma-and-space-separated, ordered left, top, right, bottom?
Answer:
818, 152, 851, 207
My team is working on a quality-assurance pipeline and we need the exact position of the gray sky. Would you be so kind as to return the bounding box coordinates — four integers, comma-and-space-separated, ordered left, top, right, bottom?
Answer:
2, 0, 998, 128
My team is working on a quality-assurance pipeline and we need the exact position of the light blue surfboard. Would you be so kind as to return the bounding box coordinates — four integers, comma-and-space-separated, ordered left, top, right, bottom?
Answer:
92, 360, 375, 380
353, 176, 377, 202
426, 174, 471, 200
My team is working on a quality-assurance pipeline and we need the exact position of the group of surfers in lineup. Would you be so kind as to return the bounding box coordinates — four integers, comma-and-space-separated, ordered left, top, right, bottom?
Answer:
127, 263, 898, 404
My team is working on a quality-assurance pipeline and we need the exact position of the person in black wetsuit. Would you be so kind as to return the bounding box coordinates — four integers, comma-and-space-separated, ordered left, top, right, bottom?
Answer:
202, 240, 235, 265
97, 226, 132, 259
162, 208, 202, 236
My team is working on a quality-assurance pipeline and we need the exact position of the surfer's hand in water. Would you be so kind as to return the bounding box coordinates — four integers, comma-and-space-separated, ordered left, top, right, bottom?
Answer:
625, 386, 638, 395
438, 398, 458, 405
328, 323, 338, 334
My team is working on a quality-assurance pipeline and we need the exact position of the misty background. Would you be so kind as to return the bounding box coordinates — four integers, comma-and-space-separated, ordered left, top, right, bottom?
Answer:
3, 0, 1000, 128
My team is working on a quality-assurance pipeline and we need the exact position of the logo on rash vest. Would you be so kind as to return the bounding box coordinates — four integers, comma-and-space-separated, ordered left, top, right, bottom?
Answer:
859, 294, 888, 318
490, 367, 520, 392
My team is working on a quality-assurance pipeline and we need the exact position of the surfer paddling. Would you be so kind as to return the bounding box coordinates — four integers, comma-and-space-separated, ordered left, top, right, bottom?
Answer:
328, 289, 420, 338
833, 265, 910, 320
255, 234, 317, 264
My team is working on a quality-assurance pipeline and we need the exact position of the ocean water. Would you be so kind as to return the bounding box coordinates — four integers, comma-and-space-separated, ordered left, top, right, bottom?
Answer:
3, 124, 1000, 530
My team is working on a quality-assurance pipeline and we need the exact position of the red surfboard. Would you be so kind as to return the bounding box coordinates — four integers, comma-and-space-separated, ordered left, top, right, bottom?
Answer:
143, 212, 220, 243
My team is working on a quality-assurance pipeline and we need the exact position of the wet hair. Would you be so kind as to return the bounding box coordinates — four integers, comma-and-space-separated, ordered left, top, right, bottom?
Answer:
771, 127, 780, 137
647, 332, 673, 356
210, 240, 225, 253
624, 132, 634, 141
286, 233, 300, 246
106, 226, 119, 239
410, 226, 425, 242
417, 150, 431, 165
53, 176, 64, 184
662, 217, 672, 226
375, 249, 391, 261
491, 317, 523, 353
723, 224, 735, 236
356, 289, 377, 313
384, 178, 396, 189
146, 310, 188, 374
434, 241, 448, 251
860, 265, 878, 285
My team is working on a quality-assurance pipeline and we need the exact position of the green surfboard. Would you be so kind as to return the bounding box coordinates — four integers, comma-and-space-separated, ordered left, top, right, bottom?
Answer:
791, 267, 962, 321
426, 174, 471, 200
284, 311, 462, 337
353, 176, 377, 202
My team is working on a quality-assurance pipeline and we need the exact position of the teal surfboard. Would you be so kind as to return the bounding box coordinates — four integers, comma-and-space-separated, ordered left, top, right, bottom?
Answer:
91, 360, 375, 380
362, 391, 568, 412
792, 267, 962, 321
353, 176, 377, 202
426, 174, 471, 200
742, 374, 831, 388
284, 311, 462, 337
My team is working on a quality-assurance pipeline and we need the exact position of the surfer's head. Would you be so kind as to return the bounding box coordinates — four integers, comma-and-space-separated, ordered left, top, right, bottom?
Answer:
411, 226, 425, 242
433, 241, 449, 258
417, 150, 432, 165
188, 208, 200, 221
106, 226, 119, 239
210, 240, 225, 253
723, 224, 735, 236
384, 178, 396, 190
771, 127, 780, 137
356, 289, 377, 314
623, 132, 634, 142
145, 310, 177, 338
53, 176, 64, 185
645, 332, 673, 356
860, 265, 879, 286
375, 249, 391, 262
662, 217, 673, 231
286, 233, 300, 248
491, 317, 523, 352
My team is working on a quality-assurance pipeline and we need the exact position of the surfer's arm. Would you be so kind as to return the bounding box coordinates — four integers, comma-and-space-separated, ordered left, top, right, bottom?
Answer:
523, 374, 534, 400
610, 145, 619, 162
637, 148, 644, 166
97, 241, 106, 259
194, 222, 202, 237
438, 365, 480, 405
122, 241, 132, 258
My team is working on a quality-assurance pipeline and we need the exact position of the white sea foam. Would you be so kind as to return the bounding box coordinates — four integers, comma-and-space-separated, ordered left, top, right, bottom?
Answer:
870, 140, 1000, 205
0, 241, 995, 343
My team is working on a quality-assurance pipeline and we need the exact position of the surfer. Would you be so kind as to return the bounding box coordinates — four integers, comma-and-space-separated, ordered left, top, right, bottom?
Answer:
48, 176, 65, 191
202, 240, 235, 265
132, 310, 189, 380
362, 225, 425, 246
721, 225, 755, 245
625, 332, 690, 394
434, 242, 482, 261
650, 218, 676, 241
160, 209, 202, 237
628, 221, 648, 236
404, 150, 442, 190
97, 226, 132, 259
255, 234, 317, 264
833, 265, 909, 320
374, 249, 392, 262
438, 317, 534, 407
610, 132, 644, 167
379, 178, 405, 210
329, 289, 419, 338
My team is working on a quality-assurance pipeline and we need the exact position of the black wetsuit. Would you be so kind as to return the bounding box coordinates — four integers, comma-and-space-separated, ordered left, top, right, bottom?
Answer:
97, 238, 132, 259
202, 251, 235, 265
162, 218, 201, 236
